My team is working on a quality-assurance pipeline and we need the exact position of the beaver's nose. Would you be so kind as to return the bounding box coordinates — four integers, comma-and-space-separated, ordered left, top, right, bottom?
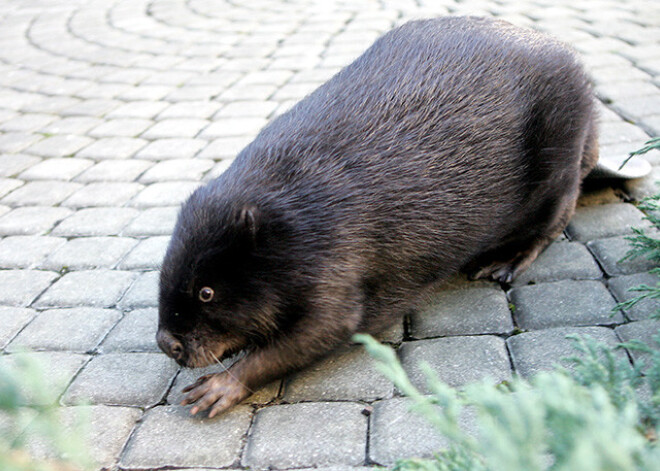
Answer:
156, 329, 184, 362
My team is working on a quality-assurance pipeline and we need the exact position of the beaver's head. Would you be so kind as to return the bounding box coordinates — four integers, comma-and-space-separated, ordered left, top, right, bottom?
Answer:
156, 186, 286, 368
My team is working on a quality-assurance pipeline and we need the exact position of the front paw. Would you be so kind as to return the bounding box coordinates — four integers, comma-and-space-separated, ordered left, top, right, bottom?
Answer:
181, 372, 250, 418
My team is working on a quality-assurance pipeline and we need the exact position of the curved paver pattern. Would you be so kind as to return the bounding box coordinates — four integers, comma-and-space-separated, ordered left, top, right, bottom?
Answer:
0, 0, 659, 469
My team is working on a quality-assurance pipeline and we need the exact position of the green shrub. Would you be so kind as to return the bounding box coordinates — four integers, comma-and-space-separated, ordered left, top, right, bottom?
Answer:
355, 333, 660, 471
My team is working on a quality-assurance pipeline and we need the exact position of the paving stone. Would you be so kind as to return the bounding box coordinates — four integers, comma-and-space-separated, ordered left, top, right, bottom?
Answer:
511, 241, 603, 286
42, 236, 138, 270
139, 158, 214, 182
507, 326, 621, 378
157, 101, 223, 119
88, 118, 154, 138
119, 405, 252, 469
566, 203, 652, 242
0, 206, 73, 235
369, 397, 475, 466
510, 280, 621, 330
51, 207, 139, 236
118, 235, 169, 270
1, 180, 82, 206
39, 116, 105, 135
200, 117, 268, 139
0, 178, 24, 199
135, 138, 206, 160
122, 206, 179, 236
243, 402, 367, 469
0, 113, 57, 132
587, 236, 658, 276
615, 320, 660, 371
410, 286, 513, 338
76, 137, 147, 160
74, 159, 154, 182
0, 235, 66, 269
140, 118, 209, 139
8, 308, 121, 352
0, 154, 41, 179
60, 99, 121, 117
106, 100, 169, 119
0, 132, 44, 153
129, 181, 200, 207
18, 157, 93, 181
169, 362, 281, 406
61, 182, 144, 207
283, 346, 393, 402
0, 269, 58, 307
0, 306, 36, 349
608, 272, 660, 321
197, 136, 253, 159
399, 336, 511, 391
99, 308, 158, 353
118, 270, 158, 309
119, 85, 175, 101
63, 352, 177, 406
0, 352, 89, 405
214, 100, 278, 119
599, 120, 653, 146
26, 405, 142, 470
24, 134, 93, 158
34, 269, 136, 308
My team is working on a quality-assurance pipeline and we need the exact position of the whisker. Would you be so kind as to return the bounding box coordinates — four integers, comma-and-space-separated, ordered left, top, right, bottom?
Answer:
209, 350, 254, 394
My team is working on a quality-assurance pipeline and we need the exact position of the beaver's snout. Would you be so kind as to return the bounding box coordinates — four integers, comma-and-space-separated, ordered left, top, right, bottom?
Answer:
157, 329, 186, 365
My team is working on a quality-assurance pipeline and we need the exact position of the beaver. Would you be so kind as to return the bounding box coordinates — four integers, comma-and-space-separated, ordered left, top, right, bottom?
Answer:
157, 16, 598, 417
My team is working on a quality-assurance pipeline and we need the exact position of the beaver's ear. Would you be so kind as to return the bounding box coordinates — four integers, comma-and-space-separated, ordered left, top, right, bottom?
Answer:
236, 205, 259, 243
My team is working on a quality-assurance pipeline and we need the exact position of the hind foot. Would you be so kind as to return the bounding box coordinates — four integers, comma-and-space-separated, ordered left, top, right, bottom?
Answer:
470, 242, 548, 284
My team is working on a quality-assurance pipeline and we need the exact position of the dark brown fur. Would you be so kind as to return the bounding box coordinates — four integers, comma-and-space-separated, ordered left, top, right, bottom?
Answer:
157, 16, 598, 416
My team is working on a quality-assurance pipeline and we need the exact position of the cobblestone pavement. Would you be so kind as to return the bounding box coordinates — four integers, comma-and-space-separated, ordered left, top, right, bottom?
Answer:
0, 0, 659, 470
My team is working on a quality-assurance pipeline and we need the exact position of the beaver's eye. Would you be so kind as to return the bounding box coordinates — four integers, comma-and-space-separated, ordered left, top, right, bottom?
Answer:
198, 287, 214, 302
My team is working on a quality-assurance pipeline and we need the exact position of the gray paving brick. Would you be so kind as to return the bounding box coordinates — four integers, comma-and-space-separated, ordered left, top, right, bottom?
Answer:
512, 241, 603, 286
42, 236, 138, 270
0, 235, 66, 269
587, 236, 658, 276
0, 132, 44, 153
60, 99, 121, 117
74, 159, 154, 182
26, 405, 142, 470
76, 137, 148, 160
129, 181, 199, 208
510, 280, 621, 330
140, 118, 208, 139
369, 397, 475, 466
410, 287, 512, 338
120, 405, 252, 469
168, 362, 281, 406
106, 100, 169, 119
119, 85, 174, 101
283, 346, 393, 402
0, 113, 56, 132
0, 206, 73, 235
0, 306, 35, 349
2, 180, 83, 206
0, 154, 41, 177
63, 352, 177, 406
118, 270, 158, 309
608, 272, 660, 321
200, 117, 268, 139
243, 402, 367, 469
135, 138, 206, 160
52, 207, 139, 236
99, 308, 159, 353
118, 236, 169, 270
218, 84, 277, 102
39, 116, 104, 135
24, 134, 93, 158
157, 101, 223, 119
138, 158, 214, 182
18, 157, 93, 181
506, 326, 621, 378
399, 336, 511, 391
197, 136, 253, 159
566, 203, 652, 242
615, 320, 660, 371
0, 269, 58, 307
61, 182, 144, 207
88, 118, 154, 138
8, 307, 121, 352
0, 352, 89, 405
122, 206, 179, 236
214, 100, 278, 119
34, 269, 135, 308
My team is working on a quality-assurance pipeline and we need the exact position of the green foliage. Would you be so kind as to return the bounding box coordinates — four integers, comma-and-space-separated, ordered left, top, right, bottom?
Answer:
0, 355, 91, 471
619, 137, 660, 170
355, 333, 660, 471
